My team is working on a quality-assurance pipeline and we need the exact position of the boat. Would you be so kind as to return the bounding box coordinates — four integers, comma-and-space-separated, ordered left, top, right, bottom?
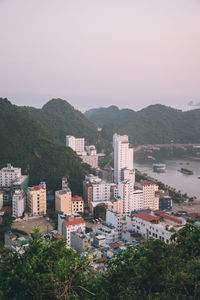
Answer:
179, 168, 193, 175
153, 163, 166, 173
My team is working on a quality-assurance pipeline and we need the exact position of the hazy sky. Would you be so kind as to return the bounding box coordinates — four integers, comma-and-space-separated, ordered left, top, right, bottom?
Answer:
0, 0, 200, 112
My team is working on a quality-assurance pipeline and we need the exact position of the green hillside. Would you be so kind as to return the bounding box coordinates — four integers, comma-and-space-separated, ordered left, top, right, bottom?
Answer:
0, 98, 89, 194
25, 98, 109, 152
86, 104, 200, 145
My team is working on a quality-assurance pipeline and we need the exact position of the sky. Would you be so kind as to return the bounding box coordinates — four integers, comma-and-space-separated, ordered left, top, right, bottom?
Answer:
0, 0, 200, 112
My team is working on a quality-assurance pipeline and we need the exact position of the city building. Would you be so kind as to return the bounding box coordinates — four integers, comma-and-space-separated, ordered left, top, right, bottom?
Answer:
0, 164, 21, 187
106, 210, 127, 239
27, 182, 46, 216
96, 224, 119, 244
126, 211, 186, 244
55, 188, 72, 214
83, 175, 111, 206
0, 191, 3, 209
159, 195, 172, 211
66, 135, 86, 155
113, 134, 134, 183
71, 195, 84, 213
12, 189, 25, 218
62, 177, 68, 189
71, 231, 89, 252
58, 212, 85, 248
136, 181, 159, 211
86, 145, 97, 156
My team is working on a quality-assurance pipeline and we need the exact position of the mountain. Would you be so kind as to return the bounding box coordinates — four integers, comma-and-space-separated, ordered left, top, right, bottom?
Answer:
25, 99, 108, 152
85, 105, 135, 127
0, 98, 90, 194
86, 104, 200, 145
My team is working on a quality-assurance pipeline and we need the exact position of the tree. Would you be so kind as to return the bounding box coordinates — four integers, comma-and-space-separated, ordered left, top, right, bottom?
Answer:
94, 205, 106, 220
0, 226, 92, 300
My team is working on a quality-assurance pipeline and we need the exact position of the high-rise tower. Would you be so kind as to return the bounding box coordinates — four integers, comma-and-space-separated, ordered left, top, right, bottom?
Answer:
113, 134, 134, 183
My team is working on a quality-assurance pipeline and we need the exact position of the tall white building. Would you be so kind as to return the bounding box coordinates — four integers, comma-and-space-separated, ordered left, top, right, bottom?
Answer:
113, 134, 134, 183
12, 189, 25, 218
0, 164, 21, 187
83, 175, 111, 202
66, 136, 86, 155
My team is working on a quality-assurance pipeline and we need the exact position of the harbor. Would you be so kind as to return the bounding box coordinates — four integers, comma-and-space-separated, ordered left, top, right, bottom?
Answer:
135, 158, 200, 200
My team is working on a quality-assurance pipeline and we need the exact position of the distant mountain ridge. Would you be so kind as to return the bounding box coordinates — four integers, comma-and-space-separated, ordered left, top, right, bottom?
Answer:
0, 98, 89, 193
85, 104, 200, 145
25, 98, 109, 152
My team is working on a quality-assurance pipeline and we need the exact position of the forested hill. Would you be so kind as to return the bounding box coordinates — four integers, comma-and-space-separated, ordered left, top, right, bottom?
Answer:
86, 104, 200, 146
25, 98, 108, 152
0, 98, 89, 194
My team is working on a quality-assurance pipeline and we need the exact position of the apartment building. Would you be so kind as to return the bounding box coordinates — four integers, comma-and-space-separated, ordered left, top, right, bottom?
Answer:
113, 134, 134, 183
55, 188, 72, 214
66, 135, 86, 155
12, 189, 25, 218
0, 164, 21, 187
27, 182, 46, 216
58, 212, 85, 248
71, 195, 84, 213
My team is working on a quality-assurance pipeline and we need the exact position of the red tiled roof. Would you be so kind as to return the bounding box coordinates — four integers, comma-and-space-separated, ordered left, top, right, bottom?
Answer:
97, 257, 108, 263
29, 186, 44, 191
72, 195, 83, 201
110, 242, 121, 249
140, 182, 155, 187
133, 212, 160, 222
64, 217, 85, 226
155, 211, 182, 224
0, 206, 12, 213
53, 233, 63, 239
187, 213, 199, 219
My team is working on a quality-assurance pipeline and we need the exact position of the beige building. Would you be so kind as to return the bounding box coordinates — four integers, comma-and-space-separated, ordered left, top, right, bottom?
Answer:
27, 182, 46, 216
55, 188, 72, 214
71, 195, 84, 213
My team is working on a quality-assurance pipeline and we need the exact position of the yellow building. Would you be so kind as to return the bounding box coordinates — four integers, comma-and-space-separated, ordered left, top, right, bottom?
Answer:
27, 182, 46, 216
55, 188, 72, 214
71, 195, 84, 213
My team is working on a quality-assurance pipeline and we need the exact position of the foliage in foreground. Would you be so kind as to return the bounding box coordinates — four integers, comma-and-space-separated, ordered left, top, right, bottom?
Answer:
1, 224, 200, 299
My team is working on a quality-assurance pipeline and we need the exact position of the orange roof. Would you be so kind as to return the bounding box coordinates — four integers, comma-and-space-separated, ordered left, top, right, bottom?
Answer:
53, 233, 63, 239
110, 242, 121, 249
133, 212, 160, 222
97, 257, 108, 263
64, 217, 85, 226
72, 195, 83, 201
29, 186, 44, 191
155, 211, 182, 224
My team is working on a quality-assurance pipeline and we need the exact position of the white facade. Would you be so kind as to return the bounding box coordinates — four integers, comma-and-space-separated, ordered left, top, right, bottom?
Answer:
137, 182, 159, 210
126, 214, 176, 244
118, 180, 134, 214
93, 182, 111, 202
58, 212, 85, 248
84, 175, 111, 202
97, 224, 119, 244
131, 189, 144, 211
113, 134, 134, 183
66, 135, 85, 155
0, 192, 3, 209
0, 164, 21, 187
12, 189, 25, 218
106, 210, 127, 239
86, 145, 97, 156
